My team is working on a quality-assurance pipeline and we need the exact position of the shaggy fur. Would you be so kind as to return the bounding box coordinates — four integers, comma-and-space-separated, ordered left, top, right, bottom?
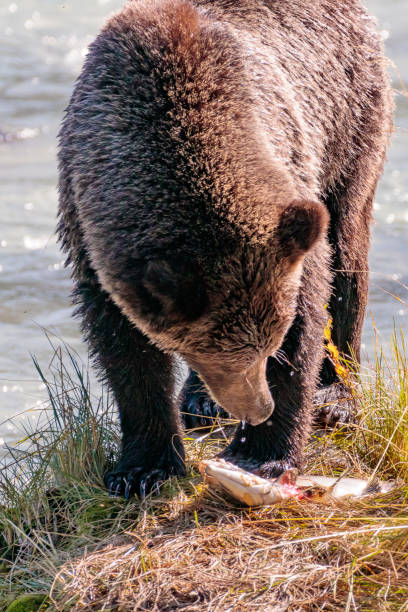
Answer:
58, 0, 392, 497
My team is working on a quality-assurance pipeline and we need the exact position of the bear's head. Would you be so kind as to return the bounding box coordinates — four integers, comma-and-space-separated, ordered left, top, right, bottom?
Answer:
108, 199, 329, 425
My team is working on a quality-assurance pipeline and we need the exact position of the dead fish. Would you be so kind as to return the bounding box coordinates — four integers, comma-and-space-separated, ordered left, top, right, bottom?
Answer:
294, 473, 395, 500
198, 459, 395, 506
199, 459, 300, 505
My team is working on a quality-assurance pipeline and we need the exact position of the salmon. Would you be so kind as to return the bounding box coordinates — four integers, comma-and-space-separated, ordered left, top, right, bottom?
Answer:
198, 459, 395, 506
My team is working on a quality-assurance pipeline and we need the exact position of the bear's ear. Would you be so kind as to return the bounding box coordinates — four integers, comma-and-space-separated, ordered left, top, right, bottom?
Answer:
275, 200, 329, 262
141, 259, 208, 323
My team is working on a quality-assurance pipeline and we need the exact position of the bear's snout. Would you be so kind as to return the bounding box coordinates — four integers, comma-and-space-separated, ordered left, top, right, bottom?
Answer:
244, 396, 275, 426
192, 357, 274, 426
226, 383, 275, 426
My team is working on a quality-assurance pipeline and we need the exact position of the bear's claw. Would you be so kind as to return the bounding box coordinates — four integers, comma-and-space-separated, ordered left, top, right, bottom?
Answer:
104, 437, 186, 500
104, 466, 170, 500
181, 391, 229, 429
256, 459, 297, 479
313, 383, 356, 429
179, 370, 229, 430
219, 447, 296, 479
315, 404, 354, 428
105, 467, 140, 499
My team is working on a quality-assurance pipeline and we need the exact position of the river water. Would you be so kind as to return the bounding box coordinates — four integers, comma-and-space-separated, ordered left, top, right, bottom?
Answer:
0, 0, 407, 445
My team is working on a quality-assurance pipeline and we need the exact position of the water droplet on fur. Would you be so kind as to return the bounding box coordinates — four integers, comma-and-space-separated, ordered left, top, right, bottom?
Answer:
290, 371, 294, 377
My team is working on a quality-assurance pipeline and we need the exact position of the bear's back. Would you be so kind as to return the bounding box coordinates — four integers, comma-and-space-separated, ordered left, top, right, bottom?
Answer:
193, 0, 391, 197
58, 0, 392, 276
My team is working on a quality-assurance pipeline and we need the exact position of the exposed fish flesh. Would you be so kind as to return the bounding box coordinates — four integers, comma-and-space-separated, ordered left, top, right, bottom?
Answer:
199, 459, 395, 506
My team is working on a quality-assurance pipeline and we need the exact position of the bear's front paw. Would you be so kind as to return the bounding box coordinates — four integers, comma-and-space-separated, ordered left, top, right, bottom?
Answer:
313, 383, 356, 428
181, 391, 228, 429
104, 466, 180, 500
104, 437, 185, 499
256, 459, 297, 479
220, 447, 296, 479
219, 426, 298, 478
179, 372, 229, 430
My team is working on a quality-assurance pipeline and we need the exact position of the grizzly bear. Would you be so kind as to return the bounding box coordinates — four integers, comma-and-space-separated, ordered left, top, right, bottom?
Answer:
58, 0, 392, 498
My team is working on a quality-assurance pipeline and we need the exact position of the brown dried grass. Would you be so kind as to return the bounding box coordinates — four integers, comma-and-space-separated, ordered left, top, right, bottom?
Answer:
49, 432, 408, 611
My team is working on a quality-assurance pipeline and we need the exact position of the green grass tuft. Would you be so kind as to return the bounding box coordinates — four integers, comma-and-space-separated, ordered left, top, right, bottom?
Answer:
5, 594, 48, 612
354, 327, 408, 481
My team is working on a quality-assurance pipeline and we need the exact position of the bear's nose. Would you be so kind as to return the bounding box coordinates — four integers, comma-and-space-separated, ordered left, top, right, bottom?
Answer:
244, 397, 274, 426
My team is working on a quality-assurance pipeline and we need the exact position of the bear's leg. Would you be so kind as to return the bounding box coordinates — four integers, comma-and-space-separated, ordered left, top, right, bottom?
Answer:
74, 272, 186, 499
315, 179, 379, 428
221, 257, 330, 477
178, 369, 229, 429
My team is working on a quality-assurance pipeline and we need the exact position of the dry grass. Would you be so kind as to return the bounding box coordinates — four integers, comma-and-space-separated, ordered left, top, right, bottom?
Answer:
53, 487, 408, 611
1, 329, 408, 611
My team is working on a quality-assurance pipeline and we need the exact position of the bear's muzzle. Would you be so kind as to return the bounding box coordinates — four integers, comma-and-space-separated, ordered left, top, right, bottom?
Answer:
191, 357, 274, 426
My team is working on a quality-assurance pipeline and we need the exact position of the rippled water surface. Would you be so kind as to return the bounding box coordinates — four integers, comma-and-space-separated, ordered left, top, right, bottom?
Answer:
0, 0, 407, 444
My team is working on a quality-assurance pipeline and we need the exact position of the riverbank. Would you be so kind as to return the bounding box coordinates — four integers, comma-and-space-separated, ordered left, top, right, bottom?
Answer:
1, 331, 407, 611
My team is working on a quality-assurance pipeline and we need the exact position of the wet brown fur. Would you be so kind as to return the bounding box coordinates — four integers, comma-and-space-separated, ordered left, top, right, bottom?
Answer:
58, 0, 392, 495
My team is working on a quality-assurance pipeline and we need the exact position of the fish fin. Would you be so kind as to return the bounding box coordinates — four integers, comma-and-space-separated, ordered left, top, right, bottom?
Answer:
362, 480, 381, 495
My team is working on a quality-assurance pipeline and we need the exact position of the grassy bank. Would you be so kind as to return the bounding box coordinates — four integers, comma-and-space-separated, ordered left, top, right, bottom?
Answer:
1, 331, 408, 611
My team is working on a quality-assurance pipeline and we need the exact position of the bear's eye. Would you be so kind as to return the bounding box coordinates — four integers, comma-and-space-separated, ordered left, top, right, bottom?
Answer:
141, 259, 208, 323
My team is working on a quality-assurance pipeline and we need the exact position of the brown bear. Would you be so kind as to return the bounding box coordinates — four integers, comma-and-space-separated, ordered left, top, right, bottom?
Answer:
58, 0, 392, 498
